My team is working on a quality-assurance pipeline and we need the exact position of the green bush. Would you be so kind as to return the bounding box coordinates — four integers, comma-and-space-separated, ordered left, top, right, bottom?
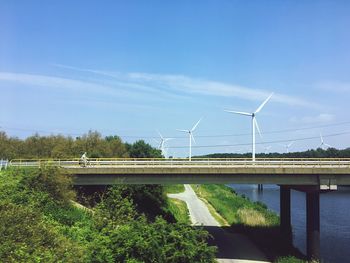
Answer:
0, 202, 87, 263
91, 216, 216, 263
275, 256, 306, 263
93, 185, 137, 230
20, 166, 76, 204
0, 168, 217, 263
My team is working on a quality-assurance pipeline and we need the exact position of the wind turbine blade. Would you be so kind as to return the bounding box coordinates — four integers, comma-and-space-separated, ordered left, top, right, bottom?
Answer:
288, 141, 294, 147
254, 118, 262, 138
191, 133, 196, 144
164, 138, 174, 142
325, 143, 332, 148
320, 133, 324, 143
224, 110, 252, 116
153, 139, 160, 144
254, 92, 274, 114
157, 130, 163, 140
191, 118, 202, 132
176, 129, 189, 133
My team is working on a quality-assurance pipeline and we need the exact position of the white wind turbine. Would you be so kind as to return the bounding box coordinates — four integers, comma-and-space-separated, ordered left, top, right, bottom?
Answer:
319, 133, 332, 149
177, 118, 202, 161
154, 131, 173, 158
225, 93, 274, 161
263, 145, 272, 154
281, 141, 294, 153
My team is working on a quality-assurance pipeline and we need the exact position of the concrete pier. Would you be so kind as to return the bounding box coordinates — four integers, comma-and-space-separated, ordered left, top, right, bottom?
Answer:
280, 186, 292, 243
306, 190, 320, 260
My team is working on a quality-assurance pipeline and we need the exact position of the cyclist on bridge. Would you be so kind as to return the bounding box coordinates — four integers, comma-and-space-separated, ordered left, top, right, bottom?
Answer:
79, 152, 88, 167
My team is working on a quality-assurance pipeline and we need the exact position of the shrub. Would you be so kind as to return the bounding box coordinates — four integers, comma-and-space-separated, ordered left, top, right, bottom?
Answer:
91, 216, 216, 263
93, 186, 137, 230
20, 166, 75, 204
0, 202, 87, 263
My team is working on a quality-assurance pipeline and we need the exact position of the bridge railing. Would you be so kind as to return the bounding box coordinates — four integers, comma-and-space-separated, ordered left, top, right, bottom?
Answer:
0, 159, 9, 170
8, 158, 350, 168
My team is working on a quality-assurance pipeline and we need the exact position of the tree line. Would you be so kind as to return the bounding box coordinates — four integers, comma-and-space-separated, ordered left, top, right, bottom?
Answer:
200, 147, 350, 159
0, 130, 161, 159
1, 130, 350, 160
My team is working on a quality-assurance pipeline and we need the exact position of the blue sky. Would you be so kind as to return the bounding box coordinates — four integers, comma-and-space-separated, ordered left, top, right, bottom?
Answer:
1, 1, 350, 157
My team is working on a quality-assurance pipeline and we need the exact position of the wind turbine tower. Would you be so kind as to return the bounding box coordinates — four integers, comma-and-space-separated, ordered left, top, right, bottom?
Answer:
225, 93, 274, 161
177, 118, 202, 161
281, 141, 294, 153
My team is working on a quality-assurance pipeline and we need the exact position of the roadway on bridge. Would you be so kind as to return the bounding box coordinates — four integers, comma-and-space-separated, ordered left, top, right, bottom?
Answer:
168, 185, 270, 263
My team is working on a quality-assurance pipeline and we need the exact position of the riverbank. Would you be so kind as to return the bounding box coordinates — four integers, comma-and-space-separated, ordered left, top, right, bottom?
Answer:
193, 184, 307, 263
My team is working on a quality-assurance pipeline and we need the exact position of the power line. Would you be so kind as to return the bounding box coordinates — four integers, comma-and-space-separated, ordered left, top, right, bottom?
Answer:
1, 121, 350, 140
104, 121, 350, 139
119, 121, 350, 139
166, 130, 350, 149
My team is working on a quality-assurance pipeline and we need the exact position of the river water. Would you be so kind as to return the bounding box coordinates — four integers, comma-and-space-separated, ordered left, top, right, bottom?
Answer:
227, 184, 350, 263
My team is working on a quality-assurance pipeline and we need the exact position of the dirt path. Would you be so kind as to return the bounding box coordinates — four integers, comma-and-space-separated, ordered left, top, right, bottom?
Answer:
168, 185, 270, 263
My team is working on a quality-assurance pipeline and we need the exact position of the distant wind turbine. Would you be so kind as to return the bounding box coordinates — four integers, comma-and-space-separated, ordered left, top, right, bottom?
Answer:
225, 93, 274, 161
154, 131, 173, 158
280, 141, 294, 153
263, 145, 272, 154
177, 118, 202, 161
319, 133, 332, 149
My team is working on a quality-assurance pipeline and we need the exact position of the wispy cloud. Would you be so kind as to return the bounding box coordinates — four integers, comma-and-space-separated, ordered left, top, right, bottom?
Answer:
1, 66, 319, 110
0, 72, 123, 96
53, 64, 319, 108
289, 113, 335, 124
127, 72, 319, 108
0, 71, 187, 103
315, 81, 350, 93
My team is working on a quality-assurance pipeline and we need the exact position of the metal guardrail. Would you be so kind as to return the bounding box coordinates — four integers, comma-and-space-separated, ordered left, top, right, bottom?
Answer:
9, 158, 350, 168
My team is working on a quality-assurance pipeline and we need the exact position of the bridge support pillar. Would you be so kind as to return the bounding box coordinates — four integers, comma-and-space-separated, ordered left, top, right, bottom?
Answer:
258, 184, 263, 192
306, 190, 320, 261
280, 186, 292, 243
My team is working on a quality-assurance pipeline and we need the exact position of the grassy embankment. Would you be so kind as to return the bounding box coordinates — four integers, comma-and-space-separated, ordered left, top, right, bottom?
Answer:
164, 184, 191, 224
193, 184, 307, 263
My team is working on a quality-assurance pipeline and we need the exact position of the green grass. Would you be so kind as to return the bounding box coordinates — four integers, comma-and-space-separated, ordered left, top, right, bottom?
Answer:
164, 184, 190, 224
167, 198, 190, 224
275, 256, 313, 263
193, 184, 279, 226
164, 184, 185, 194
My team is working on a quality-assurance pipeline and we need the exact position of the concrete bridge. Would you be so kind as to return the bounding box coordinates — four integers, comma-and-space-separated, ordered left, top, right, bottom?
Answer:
9, 157, 350, 260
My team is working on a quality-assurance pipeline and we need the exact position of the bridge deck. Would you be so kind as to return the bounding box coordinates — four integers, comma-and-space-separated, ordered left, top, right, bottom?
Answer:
9, 158, 350, 186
